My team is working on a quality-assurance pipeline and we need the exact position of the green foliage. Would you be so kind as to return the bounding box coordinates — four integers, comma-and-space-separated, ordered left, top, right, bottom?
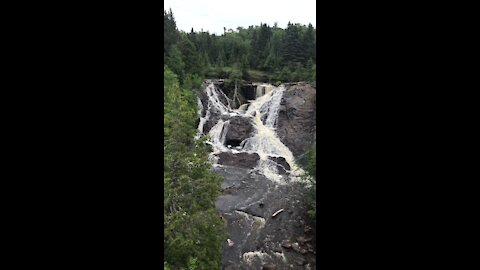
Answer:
164, 9, 316, 83
164, 67, 226, 269
164, 9, 180, 53
183, 73, 203, 91
188, 257, 198, 270
166, 46, 186, 83
301, 142, 316, 222
163, 8, 316, 267
304, 142, 316, 181
229, 62, 242, 81
178, 38, 203, 77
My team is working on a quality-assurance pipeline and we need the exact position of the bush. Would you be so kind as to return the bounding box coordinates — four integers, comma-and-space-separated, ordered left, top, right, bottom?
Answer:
301, 142, 316, 223
164, 66, 226, 269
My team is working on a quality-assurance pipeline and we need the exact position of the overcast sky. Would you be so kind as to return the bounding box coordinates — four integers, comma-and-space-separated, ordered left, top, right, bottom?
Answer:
164, 0, 316, 34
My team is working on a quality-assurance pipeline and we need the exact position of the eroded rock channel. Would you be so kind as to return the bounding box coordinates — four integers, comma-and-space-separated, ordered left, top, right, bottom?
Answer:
197, 80, 316, 269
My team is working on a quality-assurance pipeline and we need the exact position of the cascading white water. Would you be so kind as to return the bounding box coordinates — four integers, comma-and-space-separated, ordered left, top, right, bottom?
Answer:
236, 103, 249, 112
208, 119, 230, 154
205, 83, 231, 115
198, 82, 304, 184
195, 98, 206, 139
254, 83, 274, 98
243, 85, 304, 183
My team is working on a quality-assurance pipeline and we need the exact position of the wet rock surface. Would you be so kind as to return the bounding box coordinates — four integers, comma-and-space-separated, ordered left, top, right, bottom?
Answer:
277, 83, 316, 159
262, 263, 277, 270
214, 165, 316, 270
225, 116, 255, 145
198, 84, 233, 134
268, 156, 291, 175
203, 111, 230, 134
216, 152, 260, 169
198, 88, 208, 118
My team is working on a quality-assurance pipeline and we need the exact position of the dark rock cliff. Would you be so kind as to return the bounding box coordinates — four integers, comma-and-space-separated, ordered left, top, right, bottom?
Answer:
276, 83, 316, 160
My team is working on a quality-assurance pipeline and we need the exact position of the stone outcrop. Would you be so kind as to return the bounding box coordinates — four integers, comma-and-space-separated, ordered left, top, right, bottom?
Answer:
203, 114, 229, 134
198, 85, 231, 134
225, 116, 255, 147
268, 156, 291, 175
276, 83, 316, 159
216, 152, 260, 169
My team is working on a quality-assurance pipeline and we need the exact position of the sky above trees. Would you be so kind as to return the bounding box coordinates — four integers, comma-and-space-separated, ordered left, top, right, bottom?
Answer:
164, 0, 316, 34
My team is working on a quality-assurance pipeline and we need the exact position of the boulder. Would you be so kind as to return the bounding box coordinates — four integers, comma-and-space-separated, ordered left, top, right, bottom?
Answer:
203, 111, 230, 134
295, 257, 307, 266
216, 152, 260, 169
262, 264, 277, 270
292, 242, 300, 252
224, 116, 254, 146
296, 236, 307, 243
223, 264, 238, 270
268, 156, 291, 175
281, 240, 292, 249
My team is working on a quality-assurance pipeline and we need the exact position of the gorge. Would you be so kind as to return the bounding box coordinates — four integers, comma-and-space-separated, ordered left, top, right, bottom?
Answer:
197, 81, 316, 269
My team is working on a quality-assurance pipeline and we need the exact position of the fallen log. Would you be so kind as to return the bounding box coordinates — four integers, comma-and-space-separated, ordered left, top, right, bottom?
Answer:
272, 209, 284, 218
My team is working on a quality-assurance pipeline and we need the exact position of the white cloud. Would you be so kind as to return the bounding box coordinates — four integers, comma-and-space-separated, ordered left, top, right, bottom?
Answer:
164, 0, 316, 34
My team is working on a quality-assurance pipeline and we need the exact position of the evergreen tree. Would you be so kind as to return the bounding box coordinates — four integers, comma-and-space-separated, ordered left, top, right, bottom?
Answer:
164, 9, 180, 53
163, 6, 317, 269
164, 67, 226, 269
165, 8, 316, 83
216, 47, 226, 68
280, 23, 305, 66
303, 23, 316, 63
166, 45, 185, 83
178, 38, 203, 77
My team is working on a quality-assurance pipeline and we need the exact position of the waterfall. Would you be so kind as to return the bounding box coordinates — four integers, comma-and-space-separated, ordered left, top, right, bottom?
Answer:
198, 81, 314, 269
242, 85, 303, 182
198, 82, 303, 183
205, 83, 231, 115
254, 83, 274, 99
208, 119, 230, 154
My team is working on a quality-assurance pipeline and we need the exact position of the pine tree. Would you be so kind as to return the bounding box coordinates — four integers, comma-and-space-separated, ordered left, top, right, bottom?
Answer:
164, 67, 226, 269
166, 45, 185, 83
178, 38, 203, 77
164, 9, 180, 53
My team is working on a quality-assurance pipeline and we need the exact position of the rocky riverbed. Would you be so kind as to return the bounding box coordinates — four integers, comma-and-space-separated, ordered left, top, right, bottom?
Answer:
215, 165, 316, 269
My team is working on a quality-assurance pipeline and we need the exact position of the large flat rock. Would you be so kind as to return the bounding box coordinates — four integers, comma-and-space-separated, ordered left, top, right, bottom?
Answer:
216, 152, 260, 169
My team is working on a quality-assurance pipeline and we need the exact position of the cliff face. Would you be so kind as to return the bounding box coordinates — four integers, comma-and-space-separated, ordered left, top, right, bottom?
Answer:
276, 83, 316, 160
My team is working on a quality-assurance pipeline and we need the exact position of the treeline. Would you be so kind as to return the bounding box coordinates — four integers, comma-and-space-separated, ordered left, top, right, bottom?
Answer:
164, 67, 226, 269
164, 9, 316, 84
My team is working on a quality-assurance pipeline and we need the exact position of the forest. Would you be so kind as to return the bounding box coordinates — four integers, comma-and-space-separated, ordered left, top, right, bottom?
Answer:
164, 9, 316, 87
164, 9, 316, 269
